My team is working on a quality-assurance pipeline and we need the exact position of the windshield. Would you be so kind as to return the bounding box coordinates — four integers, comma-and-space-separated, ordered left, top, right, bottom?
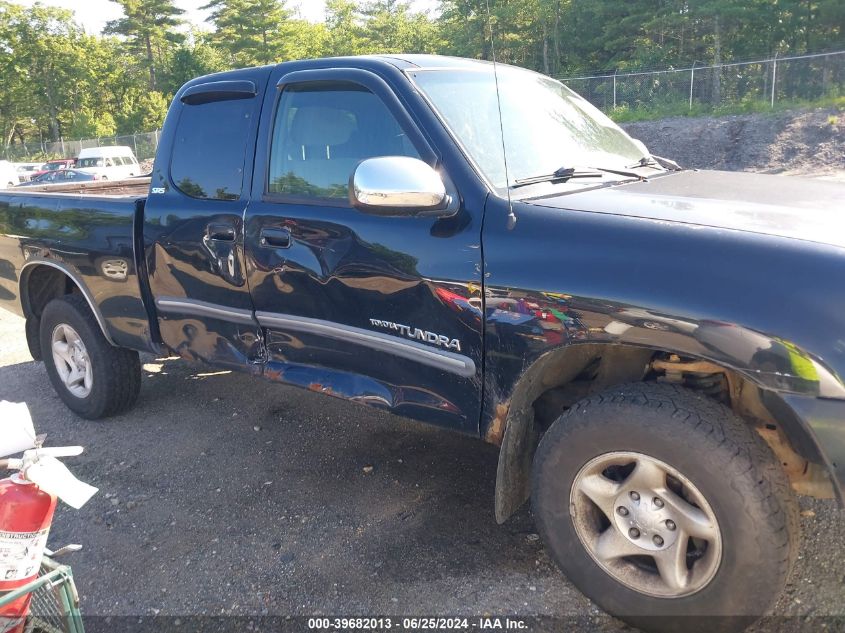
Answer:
410, 65, 648, 190
45, 161, 67, 170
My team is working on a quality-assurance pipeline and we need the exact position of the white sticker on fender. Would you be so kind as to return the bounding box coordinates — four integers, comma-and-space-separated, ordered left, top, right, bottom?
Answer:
0, 528, 49, 582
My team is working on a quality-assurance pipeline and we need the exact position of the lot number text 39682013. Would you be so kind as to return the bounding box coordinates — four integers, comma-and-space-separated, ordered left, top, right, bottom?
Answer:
307, 617, 529, 630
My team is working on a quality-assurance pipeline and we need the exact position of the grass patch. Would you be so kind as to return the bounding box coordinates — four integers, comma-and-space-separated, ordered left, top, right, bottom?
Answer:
610, 93, 845, 123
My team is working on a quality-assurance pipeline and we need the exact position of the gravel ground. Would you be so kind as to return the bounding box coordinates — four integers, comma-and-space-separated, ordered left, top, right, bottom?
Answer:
1, 308, 844, 631
622, 107, 845, 178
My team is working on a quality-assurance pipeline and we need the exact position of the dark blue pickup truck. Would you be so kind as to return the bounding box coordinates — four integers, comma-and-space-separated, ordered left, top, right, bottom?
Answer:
2, 55, 845, 632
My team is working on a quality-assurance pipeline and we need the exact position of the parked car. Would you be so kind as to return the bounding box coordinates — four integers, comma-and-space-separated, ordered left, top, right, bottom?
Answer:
0, 160, 19, 188
31, 158, 76, 180
75, 146, 139, 181
1, 55, 844, 633
14, 169, 99, 186
14, 162, 43, 182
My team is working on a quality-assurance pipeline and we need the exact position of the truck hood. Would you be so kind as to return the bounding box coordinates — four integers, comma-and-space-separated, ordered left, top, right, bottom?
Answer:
526, 170, 845, 249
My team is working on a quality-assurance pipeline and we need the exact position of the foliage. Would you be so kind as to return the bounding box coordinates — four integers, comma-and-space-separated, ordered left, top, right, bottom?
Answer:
0, 0, 843, 156
202, 0, 290, 66
104, 0, 184, 90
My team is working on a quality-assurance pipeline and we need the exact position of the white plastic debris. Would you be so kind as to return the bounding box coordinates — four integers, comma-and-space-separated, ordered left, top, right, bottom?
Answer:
23, 454, 98, 510
0, 401, 37, 458
1, 402, 98, 509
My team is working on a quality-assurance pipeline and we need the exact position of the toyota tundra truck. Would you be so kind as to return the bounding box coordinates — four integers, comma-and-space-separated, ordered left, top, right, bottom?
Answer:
1, 55, 844, 633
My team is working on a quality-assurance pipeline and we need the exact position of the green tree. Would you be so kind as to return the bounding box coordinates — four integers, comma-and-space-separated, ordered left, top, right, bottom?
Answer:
325, 0, 367, 56
67, 107, 117, 138
116, 90, 169, 134
359, 0, 441, 53
282, 20, 329, 60
0, 2, 95, 143
105, 0, 185, 91
161, 32, 229, 94
202, 0, 291, 66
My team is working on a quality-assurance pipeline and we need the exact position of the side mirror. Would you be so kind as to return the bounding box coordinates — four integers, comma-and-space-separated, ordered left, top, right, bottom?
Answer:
350, 156, 450, 217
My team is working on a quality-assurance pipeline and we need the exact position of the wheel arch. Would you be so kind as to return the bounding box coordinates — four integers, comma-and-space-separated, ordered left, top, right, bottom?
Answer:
19, 259, 116, 360
491, 342, 833, 524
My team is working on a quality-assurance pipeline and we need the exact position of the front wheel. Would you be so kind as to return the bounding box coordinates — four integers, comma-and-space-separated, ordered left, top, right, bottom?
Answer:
40, 295, 141, 419
532, 383, 799, 633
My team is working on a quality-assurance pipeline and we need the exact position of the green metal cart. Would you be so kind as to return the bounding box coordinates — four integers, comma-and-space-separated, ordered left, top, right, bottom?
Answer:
0, 557, 83, 633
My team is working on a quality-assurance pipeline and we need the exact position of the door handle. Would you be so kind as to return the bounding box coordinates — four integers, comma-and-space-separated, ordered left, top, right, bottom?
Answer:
206, 223, 236, 242
260, 228, 291, 249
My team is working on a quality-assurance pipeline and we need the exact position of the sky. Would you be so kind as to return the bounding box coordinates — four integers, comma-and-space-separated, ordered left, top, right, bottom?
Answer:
12, 0, 440, 34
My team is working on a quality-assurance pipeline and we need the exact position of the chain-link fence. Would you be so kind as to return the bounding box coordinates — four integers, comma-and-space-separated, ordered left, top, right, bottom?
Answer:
5, 50, 843, 162
560, 50, 845, 116
3, 130, 161, 163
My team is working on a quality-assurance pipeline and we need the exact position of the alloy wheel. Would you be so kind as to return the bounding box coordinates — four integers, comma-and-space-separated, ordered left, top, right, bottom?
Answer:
570, 451, 722, 598
51, 323, 94, 398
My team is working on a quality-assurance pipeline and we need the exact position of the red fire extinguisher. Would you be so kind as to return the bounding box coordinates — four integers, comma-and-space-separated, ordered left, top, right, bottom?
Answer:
0, 421, 97, 633
0, 473, 57, 633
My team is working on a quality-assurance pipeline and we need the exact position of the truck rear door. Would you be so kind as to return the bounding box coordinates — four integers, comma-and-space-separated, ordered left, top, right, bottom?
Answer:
143, 69, 269, 369
243, 65, 485, 432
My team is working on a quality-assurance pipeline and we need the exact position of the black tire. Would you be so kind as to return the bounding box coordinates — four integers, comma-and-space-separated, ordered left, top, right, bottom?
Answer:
532, 382, 799, 633
39, 294, 141, 419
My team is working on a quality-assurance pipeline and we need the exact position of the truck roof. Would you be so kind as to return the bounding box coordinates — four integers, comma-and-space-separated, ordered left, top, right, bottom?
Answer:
359, 54, 495, 70
182, 54, 495, 89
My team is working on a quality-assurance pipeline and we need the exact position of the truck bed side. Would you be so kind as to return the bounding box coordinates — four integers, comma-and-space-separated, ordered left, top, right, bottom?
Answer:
0, 185, 155, 354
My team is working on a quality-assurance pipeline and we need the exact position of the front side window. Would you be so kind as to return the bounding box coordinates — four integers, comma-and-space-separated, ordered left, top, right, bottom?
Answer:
268, 83, 420, 200
171, 97, 254, 200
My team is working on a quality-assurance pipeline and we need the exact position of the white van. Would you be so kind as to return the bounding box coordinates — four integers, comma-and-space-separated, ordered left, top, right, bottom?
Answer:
76, 146, 140, 181
0, 161, 19, 188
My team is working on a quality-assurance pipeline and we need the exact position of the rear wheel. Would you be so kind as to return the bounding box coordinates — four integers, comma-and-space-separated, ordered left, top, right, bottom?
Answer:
532, 383, 799, 633
40, 295, 141, 419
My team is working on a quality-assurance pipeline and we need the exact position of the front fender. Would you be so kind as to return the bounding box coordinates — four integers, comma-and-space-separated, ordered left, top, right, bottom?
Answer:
481, 197, 845, 520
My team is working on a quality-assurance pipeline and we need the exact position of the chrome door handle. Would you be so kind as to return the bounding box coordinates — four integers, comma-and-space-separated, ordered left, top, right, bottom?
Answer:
206, 223, 236, 242
259, 227, 291, 248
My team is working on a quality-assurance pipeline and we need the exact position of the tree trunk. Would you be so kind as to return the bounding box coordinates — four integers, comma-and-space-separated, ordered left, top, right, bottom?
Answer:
553, 1, 560, 74
145, 34, 157, 91
805, 0, 812, 52
542, 22, 549, 74
711, 14, 721, 107
43, 84, 60, 141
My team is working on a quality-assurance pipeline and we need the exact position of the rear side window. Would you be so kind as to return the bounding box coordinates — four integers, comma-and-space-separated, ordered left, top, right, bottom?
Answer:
268, 83, 420, 200
171, 97, 255, 201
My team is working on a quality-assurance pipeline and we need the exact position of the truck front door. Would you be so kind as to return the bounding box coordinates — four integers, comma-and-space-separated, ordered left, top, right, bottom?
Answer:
244, 66, 484, 432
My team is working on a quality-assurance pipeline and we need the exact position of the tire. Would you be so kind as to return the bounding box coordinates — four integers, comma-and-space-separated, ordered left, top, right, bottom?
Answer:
39, 294, 141, 419
532, 382, 799, 633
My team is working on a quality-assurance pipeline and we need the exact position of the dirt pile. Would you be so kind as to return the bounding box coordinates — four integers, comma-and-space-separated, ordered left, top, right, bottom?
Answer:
622, 108, 844, 178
